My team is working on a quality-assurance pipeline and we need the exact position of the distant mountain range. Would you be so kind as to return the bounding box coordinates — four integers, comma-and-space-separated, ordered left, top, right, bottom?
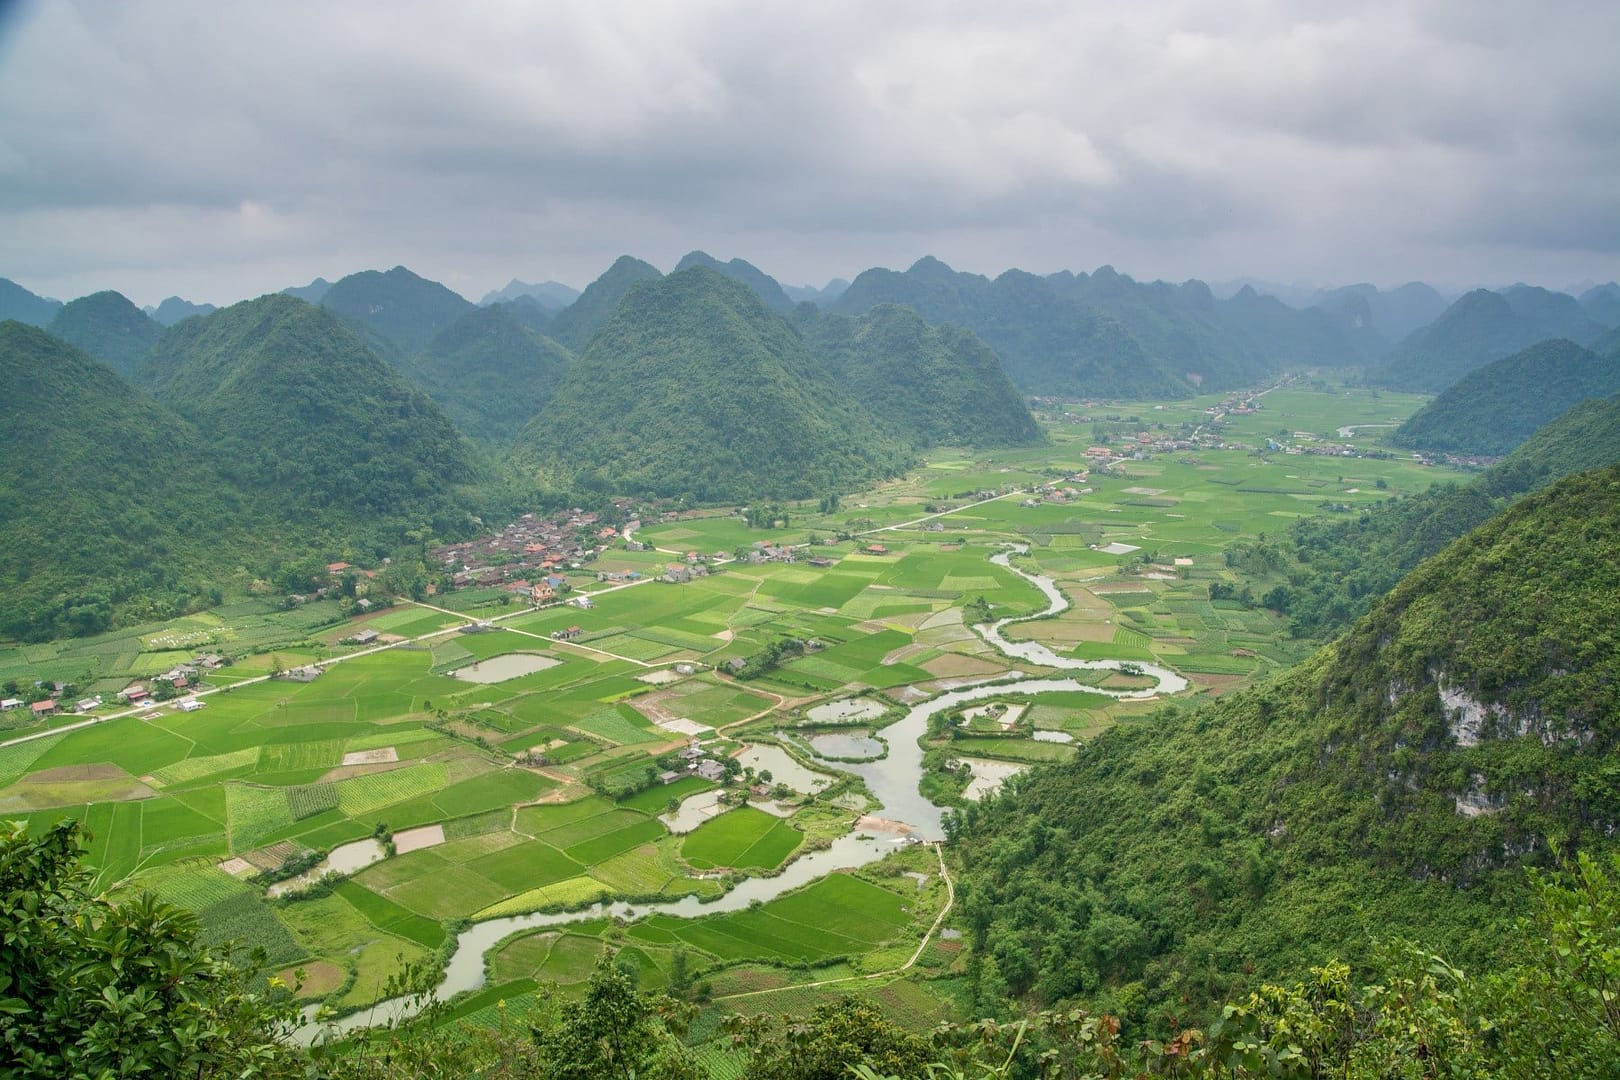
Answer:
829, 257, 1384, 398
479, 278, 581, 310
144, 296, 217, 325
1371, 286, 1613, 393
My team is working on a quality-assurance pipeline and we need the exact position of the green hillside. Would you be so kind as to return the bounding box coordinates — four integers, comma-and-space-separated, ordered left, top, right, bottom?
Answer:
797, 303, 1044, 448
320, 266, 475, 355
1391, 337, 1619, 455
1489, 391, 1620, 496
546, 255, 663, 351
398, 303, 573, 443
45, 290, 161, 376
140, 294, 485, 530
949, 465, 1620, 1022
0, 323, 245, 639
515, 267, 912, 501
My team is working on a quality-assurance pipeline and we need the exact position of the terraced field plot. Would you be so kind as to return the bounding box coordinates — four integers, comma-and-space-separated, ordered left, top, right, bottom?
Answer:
680, 806, 803, 871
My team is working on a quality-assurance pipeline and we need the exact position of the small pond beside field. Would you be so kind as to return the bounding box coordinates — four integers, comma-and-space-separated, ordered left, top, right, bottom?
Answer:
447, 653, 561, 683
807, 733, 884, 759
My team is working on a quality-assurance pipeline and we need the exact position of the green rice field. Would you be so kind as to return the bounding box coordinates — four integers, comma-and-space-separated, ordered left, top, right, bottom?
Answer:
0, 377, 1468, 1027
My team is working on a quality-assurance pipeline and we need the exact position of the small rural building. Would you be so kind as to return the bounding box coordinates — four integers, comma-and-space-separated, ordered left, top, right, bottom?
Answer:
351, 628, 380, 645
694, 759, 727, 782
864, 543, 889, 555
0, 698, 21, 711
76, 698, 100, 712
30, 699, 56, 717
176, 698, 206, 712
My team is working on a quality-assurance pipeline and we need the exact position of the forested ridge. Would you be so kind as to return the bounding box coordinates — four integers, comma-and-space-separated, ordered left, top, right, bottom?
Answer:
947, 465, 1620, 1031
137, 294, 487, 527
45, 290, 162, 377
1391, 336, 1620, 456
0, 300, 500, 641
796, 303, 1045, 449
396, 302, 574, 443
0, 322, 253, 639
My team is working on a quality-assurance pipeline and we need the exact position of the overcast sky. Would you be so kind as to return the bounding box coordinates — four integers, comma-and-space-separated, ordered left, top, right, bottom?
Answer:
1, 0, 1616, 307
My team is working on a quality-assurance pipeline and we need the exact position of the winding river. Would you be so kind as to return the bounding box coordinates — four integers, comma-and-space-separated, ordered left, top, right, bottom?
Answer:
300, 544, 1185, 1039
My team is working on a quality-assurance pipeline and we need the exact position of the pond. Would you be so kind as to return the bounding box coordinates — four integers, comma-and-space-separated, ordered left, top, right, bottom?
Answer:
447, 653, 561, 683
266, 839, 388, 898
808, 733, 884, 760
734, 743, 833, 793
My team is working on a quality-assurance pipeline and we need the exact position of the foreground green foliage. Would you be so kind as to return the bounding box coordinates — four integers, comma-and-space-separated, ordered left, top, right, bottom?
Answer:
0, 820, 303, 1078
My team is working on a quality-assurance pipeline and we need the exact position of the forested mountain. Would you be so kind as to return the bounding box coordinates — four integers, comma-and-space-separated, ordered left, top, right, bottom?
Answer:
0, 322, 245, 640
145, 296, 216, 325
319, 266, 475, 355
1371, 287, 1609, 392
545, 255, 663, 351
139, 294, 484, 529
397, 302, 573, 443
674, 251, 795, 313
45, 290, 162, 377
1579, 282, 1620, 326
831, 257, 1379, 399
0, 278, 62, 327
479, 278, 580, 309
1391, 337, 1619, 456
515, 267, 912, 501
950, 465, 1620, 1024
281, 276, 332, 303
1310, 281, 1450, 341
797, 304, 1043, 448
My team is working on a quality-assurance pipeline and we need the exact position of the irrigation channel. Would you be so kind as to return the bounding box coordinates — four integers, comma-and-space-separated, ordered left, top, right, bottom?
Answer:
300, 545, 1187, 1039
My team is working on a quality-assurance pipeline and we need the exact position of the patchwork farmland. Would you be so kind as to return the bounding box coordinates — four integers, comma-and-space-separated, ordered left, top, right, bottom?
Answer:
0, 380, 1462, 1044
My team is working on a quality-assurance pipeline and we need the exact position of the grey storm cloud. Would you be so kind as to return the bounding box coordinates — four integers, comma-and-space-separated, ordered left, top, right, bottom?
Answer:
0, 0, 1615, 305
